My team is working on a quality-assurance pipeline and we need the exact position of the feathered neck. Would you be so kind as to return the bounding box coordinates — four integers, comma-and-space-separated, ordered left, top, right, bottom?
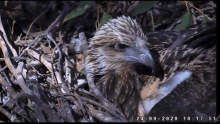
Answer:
97, 66, 142, 121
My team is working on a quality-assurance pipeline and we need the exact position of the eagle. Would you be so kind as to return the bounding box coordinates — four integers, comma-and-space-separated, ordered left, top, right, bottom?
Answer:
85, 16, 156, 121
84, 16, 216, 121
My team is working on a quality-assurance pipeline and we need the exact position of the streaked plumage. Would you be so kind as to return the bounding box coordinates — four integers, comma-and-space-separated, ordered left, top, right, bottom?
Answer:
85, 16, 156, 121
85, 15, 216, 121
142, 21, 216, 120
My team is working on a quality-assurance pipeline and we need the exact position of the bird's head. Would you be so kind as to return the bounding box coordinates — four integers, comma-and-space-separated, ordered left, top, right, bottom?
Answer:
88, 16, 155, 74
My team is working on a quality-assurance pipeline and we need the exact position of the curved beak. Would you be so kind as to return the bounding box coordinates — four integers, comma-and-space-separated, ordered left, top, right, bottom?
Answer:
124, 47, 156, 73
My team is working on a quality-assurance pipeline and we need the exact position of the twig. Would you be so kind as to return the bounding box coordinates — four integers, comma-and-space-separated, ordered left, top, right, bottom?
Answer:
0, 106, 21, 122
127, 1, 140, 14
16, 62, 32, 93
150, 10, 155, 31
0, 66, 7, 73
38, 3, 71, 93
25, 2, 53, 41
87, 108, 119, 122
185, 1, 190, 13
184, 1, 197, 25
185, 1, 211, 21
16, 92, 61, 122
26, 49, 68, 93
64, 47, 71, 90
0, 71, 31, 122
95, 4, 100, 31
17, 35, 44, 62
0, 16, 18, 57
80, 97, 128, 122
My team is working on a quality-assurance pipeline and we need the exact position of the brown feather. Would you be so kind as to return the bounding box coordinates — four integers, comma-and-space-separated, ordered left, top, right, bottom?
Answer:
85, 16, 149, 121
142, 21, 216, 119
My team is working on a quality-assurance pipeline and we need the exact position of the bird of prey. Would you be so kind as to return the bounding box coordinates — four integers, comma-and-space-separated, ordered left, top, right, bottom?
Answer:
84, 15, 216, 121
85, 16, 156, 121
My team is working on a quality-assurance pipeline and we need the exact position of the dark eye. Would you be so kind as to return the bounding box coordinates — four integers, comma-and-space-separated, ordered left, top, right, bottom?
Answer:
115, 43, 129, 50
